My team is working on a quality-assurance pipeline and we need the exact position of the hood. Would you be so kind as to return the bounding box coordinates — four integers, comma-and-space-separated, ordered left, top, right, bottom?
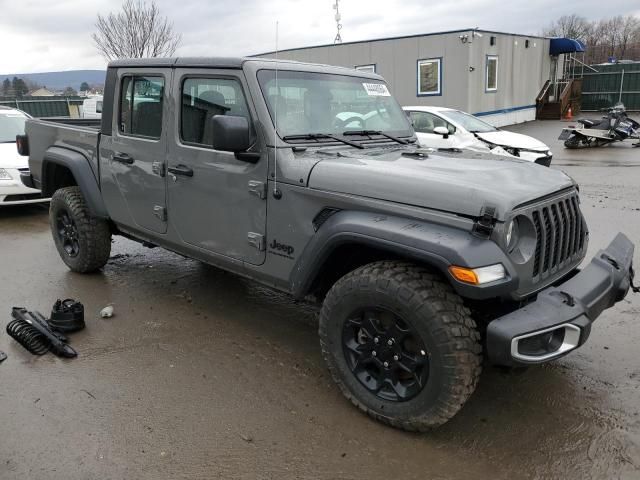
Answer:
0, 142, 27, 169
476, 131, 549, 152
307, 148, 573, 220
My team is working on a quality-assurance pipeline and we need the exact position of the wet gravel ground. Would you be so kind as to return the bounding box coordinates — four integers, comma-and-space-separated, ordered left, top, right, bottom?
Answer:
1, 118, 639, 480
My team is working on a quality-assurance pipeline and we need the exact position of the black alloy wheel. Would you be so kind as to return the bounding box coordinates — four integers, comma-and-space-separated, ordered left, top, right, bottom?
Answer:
342, 307, 429, 402
56, 209, 80, 257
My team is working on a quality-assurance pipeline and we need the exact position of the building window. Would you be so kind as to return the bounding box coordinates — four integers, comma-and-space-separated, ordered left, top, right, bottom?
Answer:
119, 75, 164, 138
417, 58, 441, 96
486, 55, 498, 92
355, 64, 376, 73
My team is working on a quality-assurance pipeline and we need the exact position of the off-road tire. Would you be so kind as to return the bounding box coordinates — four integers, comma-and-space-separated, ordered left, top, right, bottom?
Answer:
49, 186, 111, 273
319, 261, 482, 431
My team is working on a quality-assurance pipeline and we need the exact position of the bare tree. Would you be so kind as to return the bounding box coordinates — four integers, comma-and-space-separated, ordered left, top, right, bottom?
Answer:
617, 15, 640, 58
92, 0, 181, 60
542, 14, 591, 42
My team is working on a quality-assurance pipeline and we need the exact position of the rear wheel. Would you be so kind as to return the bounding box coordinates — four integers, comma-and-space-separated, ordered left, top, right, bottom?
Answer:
319, 261, 482, 431
50, 186, 111, 273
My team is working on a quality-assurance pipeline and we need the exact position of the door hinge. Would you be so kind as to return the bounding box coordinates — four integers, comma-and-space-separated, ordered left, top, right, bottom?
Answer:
248, 180, 267, 200
152, 161, 165, 177
472, 205, 497, 238
153, 205, 167, 222
247, 232, 266, 251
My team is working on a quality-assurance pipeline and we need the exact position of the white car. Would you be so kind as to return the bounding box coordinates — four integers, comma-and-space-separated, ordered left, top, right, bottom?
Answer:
0, 106, 49, 205
403, 106, 553, 166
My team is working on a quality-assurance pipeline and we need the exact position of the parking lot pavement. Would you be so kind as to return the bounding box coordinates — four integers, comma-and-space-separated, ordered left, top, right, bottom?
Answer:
1, 119, 639, 480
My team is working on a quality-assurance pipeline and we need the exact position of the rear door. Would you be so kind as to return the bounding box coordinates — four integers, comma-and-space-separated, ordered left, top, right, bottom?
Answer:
167, 69, 267, 265
100, 69, 169, 234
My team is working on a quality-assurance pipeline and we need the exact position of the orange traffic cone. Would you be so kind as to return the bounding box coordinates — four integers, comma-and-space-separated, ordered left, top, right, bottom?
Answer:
563, 106, 573, 121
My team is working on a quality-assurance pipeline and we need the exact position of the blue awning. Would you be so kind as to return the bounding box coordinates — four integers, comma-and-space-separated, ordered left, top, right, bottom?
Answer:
549, 38, 586, 55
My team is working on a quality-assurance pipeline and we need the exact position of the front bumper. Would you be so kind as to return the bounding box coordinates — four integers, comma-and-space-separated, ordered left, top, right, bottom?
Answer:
0, 168, 49, 205
487, 233, 635, 366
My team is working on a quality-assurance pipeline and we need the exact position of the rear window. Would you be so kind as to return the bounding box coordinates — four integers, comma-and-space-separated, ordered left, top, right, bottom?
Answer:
118, 76, 164, 138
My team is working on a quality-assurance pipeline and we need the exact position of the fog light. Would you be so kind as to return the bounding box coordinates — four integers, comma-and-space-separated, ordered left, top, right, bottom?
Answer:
511, 324, 581, 362
0, 168, 12, 180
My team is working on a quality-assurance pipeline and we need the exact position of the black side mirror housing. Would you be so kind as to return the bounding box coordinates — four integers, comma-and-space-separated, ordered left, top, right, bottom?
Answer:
211, 115, 251, 152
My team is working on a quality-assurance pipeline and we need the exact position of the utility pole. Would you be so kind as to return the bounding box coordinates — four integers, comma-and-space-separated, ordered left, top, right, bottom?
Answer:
333, 0, 342, 44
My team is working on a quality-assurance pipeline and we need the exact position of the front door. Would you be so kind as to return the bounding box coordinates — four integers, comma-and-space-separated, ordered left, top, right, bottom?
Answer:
167, 70, 267, 265
101, 70, 169, 234
407, 110, 456, 149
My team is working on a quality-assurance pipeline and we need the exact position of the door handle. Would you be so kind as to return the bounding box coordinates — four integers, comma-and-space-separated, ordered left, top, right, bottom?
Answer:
167, 164, 194, 177
112, 152, 134, 165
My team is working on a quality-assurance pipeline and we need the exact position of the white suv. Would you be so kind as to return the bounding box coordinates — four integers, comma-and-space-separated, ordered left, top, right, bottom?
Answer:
0, 106, 48, 205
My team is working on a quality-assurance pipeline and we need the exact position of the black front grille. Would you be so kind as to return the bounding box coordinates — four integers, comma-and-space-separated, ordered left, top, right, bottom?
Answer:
531, 194, 587, 281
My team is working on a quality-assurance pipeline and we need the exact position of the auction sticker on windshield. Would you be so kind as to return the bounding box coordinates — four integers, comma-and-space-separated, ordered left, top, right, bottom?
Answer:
362, 83, 390, 96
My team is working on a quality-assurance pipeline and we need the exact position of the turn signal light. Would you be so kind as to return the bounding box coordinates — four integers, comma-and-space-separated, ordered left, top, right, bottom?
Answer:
449, 264, 506, 285
449, 266, 479, 284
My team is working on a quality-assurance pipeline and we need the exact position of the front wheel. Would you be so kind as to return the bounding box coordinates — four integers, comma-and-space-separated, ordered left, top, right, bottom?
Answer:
50, 186, 112, 273
319, 261, 482, 431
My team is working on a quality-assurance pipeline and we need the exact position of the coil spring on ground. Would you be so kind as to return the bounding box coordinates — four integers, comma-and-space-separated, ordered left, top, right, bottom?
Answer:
6, 318, 51, 355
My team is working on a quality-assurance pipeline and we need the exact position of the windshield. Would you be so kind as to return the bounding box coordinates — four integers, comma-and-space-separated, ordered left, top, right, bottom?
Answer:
441, 110, 497, 133
257, 70, 413, 140
0, 111, 27, 143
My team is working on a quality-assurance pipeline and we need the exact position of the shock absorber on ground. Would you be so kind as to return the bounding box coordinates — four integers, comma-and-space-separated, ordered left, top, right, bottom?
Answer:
6, 307, 77, 358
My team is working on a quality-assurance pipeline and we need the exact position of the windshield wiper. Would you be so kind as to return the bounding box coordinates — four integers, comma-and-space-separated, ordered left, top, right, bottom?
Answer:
343, 129, 408, 145
282, 133, 364, 149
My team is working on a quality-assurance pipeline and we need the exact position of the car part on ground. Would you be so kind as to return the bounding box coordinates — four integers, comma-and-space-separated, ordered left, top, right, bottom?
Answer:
49, 298, 86, 333
7, 307, 78, 358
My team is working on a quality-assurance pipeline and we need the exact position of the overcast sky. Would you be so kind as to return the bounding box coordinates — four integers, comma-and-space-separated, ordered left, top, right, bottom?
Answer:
1, 0, 639, 74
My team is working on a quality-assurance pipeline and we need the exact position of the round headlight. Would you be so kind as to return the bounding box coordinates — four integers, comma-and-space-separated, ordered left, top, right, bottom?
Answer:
506, 218, 519, 252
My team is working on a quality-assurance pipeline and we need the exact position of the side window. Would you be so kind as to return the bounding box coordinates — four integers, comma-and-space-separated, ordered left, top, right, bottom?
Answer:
118, 75, 164, 138
409, 111, 453, 134
181, 77, 251, 147
486, 56, 498, 92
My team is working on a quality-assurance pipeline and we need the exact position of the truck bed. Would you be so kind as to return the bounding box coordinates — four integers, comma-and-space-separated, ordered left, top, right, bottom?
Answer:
26, 118, 101, 188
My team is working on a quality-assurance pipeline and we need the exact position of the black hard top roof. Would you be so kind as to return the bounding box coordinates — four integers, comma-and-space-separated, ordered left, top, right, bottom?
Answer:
108, 57, 248, 69
107, 56, 383, 80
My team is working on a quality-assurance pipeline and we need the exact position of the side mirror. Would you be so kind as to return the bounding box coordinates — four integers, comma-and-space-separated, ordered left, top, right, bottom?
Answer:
433, 126, 449, 138
211, 115, 252, 152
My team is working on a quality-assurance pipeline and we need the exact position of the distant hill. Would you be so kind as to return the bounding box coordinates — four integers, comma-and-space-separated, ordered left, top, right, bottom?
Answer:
0, 70, 106, 91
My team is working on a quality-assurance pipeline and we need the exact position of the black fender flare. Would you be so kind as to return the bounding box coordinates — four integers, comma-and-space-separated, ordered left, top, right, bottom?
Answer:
290, 210, 518, 300
42, 147, 109, 218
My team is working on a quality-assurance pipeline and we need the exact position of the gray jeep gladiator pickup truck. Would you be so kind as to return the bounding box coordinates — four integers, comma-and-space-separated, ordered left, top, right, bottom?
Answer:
18, 57, 637, 431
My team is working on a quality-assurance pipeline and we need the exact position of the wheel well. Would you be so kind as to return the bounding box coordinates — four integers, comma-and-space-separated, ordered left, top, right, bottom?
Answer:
43, 162, 77, 197
306, 243, 438, 301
